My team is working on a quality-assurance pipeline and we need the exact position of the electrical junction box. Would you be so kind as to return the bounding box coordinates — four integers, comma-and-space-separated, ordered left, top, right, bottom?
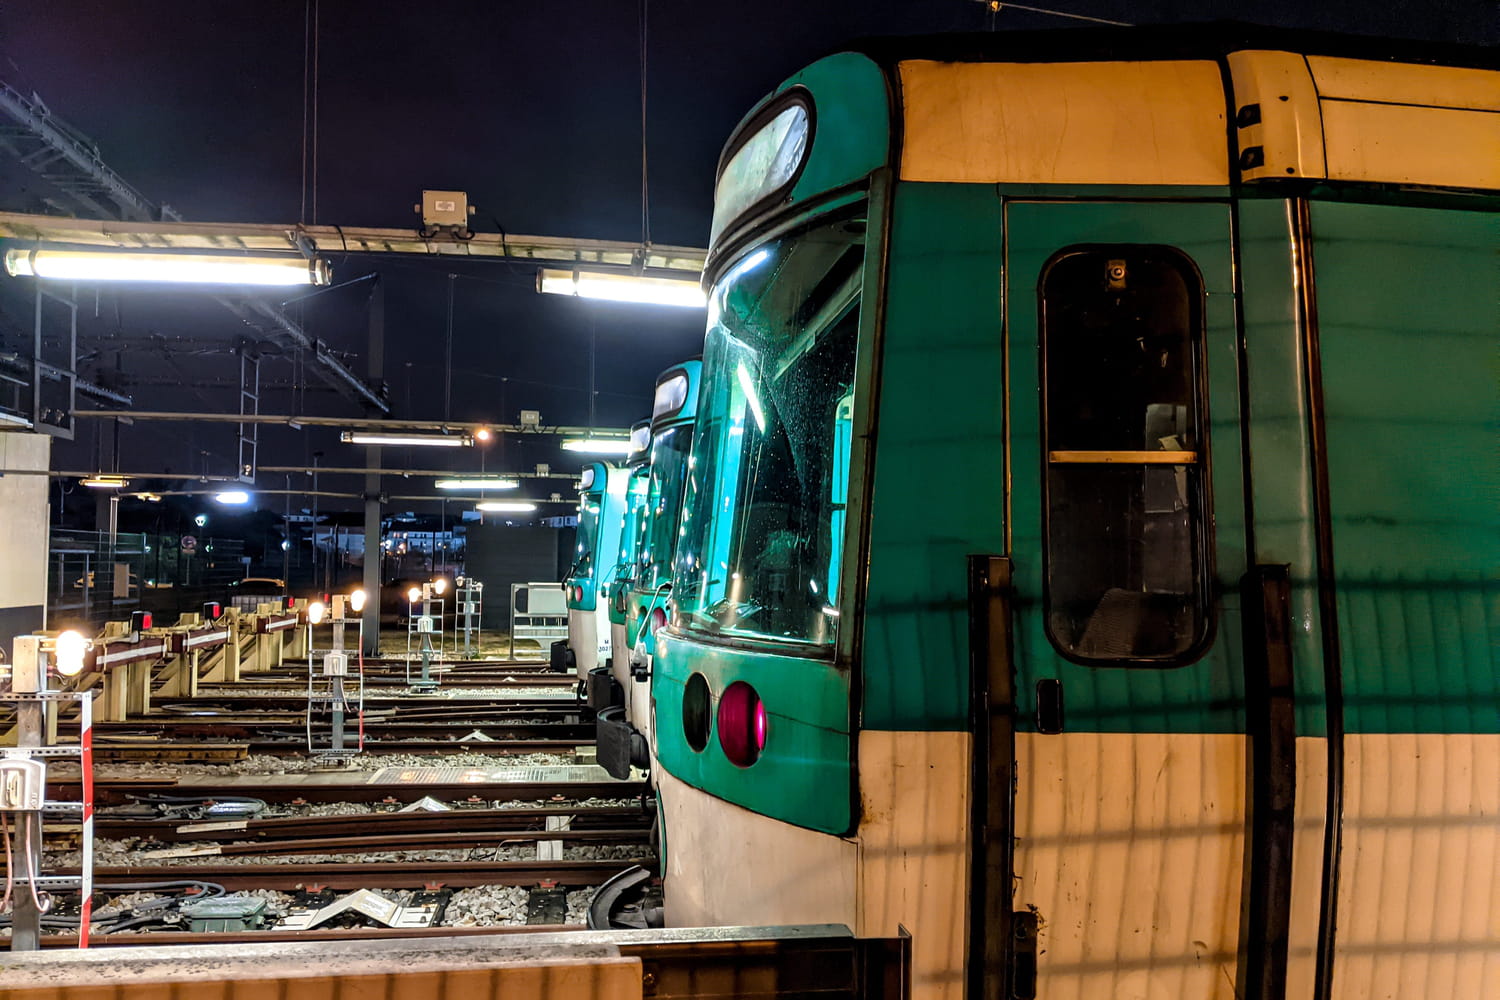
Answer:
181, 895, 267, 932
0, 756, 47, 812
418, 190, 473, 229
520, 409, 541, 430
322, 651, 348, 677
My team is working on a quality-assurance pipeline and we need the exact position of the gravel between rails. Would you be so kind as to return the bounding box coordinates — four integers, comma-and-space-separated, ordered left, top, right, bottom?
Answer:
52, 750, 578, 779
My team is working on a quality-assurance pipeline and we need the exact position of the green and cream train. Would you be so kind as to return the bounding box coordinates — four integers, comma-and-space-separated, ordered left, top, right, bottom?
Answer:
647, 27, 1499, 1000
593, 364, 701, 778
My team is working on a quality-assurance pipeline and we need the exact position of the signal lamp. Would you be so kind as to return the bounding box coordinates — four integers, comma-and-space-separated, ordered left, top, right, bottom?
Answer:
406, 586, 422, 603
130, 610, 153, 632
349, 589, 367, 613
203, 602, 222, 620
53, 630, 88, 677
284, 595, 297, 610
307, 601, 326, 625
717, 681, 767, 768
432, 578, 448, 596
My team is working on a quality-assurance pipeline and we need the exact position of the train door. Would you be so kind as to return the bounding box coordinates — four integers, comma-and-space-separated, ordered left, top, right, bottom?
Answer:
1003, 200, 1249, 1000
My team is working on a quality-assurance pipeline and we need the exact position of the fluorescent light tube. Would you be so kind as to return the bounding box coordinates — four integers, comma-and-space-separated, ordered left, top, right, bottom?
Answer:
341, 431, 471, 448
476, 501, 538, 513
5, 248, 331, 286
560, 437, 634, 455
434, 478, 519, 490
537, 268, 706, 308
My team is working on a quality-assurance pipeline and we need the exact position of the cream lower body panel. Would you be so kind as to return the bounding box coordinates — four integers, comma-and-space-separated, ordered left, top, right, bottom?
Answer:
1014, 731, 1247, 1000
629, 665, 653, 747
658, 764, 857, 930
567, 608, 605, 680
1331, 732, 1500, 1000
659, 731, 970, 1000
609, 622, 630, 690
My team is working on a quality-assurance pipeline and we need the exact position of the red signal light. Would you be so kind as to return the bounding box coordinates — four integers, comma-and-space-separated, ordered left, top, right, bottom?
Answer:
203, 602, 222, 620
285, 595, 296, 609
717, 681, 767, 768
131, 610, 152, 632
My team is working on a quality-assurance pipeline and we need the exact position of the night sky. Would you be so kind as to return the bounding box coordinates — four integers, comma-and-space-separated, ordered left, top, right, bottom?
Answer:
0, 1, 1494, 518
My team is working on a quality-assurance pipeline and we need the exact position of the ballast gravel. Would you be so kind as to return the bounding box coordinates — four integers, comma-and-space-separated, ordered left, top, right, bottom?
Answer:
80, 749, 575, 779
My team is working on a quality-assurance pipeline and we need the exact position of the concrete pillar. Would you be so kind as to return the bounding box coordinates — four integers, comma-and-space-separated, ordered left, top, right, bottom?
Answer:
0, 433, 51, 659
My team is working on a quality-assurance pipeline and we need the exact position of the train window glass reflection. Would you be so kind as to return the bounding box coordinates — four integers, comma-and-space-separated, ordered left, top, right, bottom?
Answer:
1040, 247, 1212, 665
674, 214, 864, 648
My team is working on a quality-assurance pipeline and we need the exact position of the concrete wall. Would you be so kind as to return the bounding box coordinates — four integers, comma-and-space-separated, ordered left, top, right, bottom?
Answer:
0, 432, 51, 662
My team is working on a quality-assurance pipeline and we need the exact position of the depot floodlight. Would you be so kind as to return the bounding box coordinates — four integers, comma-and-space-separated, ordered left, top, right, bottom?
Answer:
476, 501, 539, 513
340, 431, 472, 448
474, 427, 493, 442
537, 267, 707, 308
349, 589, 367, 613
53, 629, 89, 677
134, 492, 163, 502
434, 477, 519, 491
214, 490, 250, 505
406, 586, 422, 603
80, 475, 129, 489
560, 437, 633, 455
432, 578, 448, 596
5, 248, 331, 286
307, 600, 327, 625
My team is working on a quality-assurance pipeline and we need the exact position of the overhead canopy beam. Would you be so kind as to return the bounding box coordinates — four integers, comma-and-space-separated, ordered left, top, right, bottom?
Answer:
69, 410, 629, 437
0, 211, 707, 276
257, 465, 581, 479
0, 80, 391, 415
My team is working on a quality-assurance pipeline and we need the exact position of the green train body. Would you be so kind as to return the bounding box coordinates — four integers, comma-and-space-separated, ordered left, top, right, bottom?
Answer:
648, 26, 1499, 1000
594, 363, 702, 780
556, 460, 630, 683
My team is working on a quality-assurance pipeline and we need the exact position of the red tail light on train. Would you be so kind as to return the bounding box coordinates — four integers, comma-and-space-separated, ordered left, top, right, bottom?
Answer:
717, 681, 767, 768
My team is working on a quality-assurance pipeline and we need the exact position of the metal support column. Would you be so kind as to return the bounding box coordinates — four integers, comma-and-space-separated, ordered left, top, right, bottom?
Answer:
360, 278, 384, 657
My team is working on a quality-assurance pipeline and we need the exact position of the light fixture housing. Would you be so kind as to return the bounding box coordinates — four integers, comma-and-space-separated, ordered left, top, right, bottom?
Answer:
349, 589, 367, 613
434, 477, 518, 491
214, 490, 251, 505
476, 501, 539, 513
432, 578, 448, 596
80, 475, 129, 489
537, 267, 707, 308
406, 586, 422, 603
5, 248, 331, 286
341, 431, 472, 448
560, 437, 633, 455
307, 600, 326, 625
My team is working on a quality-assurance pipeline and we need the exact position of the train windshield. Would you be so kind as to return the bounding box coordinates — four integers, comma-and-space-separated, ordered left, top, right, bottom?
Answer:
674, 212, 864, 648
573, 495, 601, 580
618, 469, 650, 575
641, 425, 692, 590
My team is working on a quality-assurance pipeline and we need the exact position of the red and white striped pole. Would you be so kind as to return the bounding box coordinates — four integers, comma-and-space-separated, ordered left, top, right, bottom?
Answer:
78, 691, 93, 948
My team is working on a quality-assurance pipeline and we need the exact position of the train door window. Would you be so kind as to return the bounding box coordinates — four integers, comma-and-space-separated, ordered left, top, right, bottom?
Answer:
1039, 246, 1212, 665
